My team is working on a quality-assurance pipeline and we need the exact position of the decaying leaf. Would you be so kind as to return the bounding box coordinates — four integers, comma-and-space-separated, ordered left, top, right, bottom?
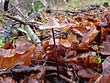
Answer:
0, 37, 35, 69
82, 28, 99, 43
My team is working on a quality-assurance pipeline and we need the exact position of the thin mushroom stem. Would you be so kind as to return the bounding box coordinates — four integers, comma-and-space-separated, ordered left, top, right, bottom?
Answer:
51, 28, 60, 78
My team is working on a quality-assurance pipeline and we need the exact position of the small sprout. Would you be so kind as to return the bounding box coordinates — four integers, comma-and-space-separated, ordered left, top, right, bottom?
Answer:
99, 45, 104, 49
97, 56, 102, 64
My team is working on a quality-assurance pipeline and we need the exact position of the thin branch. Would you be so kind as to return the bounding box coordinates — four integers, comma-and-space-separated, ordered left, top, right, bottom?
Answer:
3, 14, 26, 25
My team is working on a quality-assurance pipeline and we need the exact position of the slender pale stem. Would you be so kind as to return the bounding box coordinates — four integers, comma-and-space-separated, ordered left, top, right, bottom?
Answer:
51, 28, 60, 78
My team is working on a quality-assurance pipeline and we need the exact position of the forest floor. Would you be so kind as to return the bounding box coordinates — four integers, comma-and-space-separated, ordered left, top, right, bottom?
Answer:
0, 1, 110, 83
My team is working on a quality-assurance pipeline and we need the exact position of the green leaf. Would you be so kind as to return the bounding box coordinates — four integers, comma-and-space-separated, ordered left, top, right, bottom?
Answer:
0, 18, 6, 24
0, 36, 4, 46
34, 0, 44, 12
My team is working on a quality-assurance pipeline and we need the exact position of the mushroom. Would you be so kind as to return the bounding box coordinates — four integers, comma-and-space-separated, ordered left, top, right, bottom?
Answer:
39, 18, 67, 30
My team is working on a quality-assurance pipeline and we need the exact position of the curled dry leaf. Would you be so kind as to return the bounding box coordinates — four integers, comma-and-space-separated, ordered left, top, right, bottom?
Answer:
0, 37, 35, 69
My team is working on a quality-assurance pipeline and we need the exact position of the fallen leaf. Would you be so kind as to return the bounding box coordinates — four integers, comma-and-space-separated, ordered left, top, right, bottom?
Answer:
0, 37, 35, 69
82, 28, 99, 43
60, 39, 71, 49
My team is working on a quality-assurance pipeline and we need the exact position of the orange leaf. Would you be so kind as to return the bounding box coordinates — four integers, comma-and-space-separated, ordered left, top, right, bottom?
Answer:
0, 37, 35, 69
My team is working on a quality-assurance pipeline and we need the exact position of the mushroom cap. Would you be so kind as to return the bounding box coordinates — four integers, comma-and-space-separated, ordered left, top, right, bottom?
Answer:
39, 18, 67, 30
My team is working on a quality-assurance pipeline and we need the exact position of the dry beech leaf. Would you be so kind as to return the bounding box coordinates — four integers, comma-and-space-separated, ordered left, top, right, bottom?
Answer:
0, 37, 35, 69
84, 55, 98, 67
60, 39, 71, 49
78, 68, 96, 78
82, 28, 99, 43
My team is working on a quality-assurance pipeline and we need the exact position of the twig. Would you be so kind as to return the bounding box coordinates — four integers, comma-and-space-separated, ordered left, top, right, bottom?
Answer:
3, 14, 43, 25
10, 3, 25, 18
47, 73, 76, 83
3, 14, 26, 25
7, 1, 27, 12
0, 65, 59, 76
